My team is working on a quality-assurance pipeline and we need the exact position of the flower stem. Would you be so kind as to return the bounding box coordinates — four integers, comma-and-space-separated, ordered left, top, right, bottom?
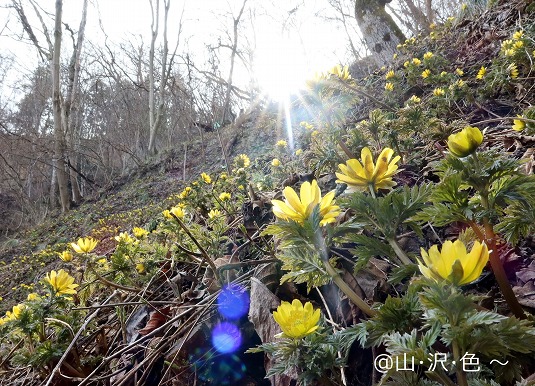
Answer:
468, 220, 525, 319
322, 260, 376, 317
452, 341, 468, 386
314, 230, 376, 317
387, 238, 413, 265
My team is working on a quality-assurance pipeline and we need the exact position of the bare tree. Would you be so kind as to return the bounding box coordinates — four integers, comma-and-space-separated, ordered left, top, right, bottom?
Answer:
51, 0, 70, 212
147, 0, 183, 155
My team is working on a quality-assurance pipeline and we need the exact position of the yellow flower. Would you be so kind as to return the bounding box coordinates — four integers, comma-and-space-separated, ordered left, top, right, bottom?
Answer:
422, 69, 431, 78
423, 51, 433, 60
162, 209, 172, 219
272, 158, 281, 167
385, 70, 395, 80
329, 64, 351, 80
433, 88, 445, 96
508, 63, 519, 79
272, 299, 321, 339
11, 304, 25, 319
412, 58, 421, 66
512, 117, 525, 132
513, 30, 524, 40
201, 173, 212, 184
385, 82, 394, 91
447, 126, 483, 157
58, 250, 73, 262
408, 95, 421, 104
455, 68, 464, 76
476, 66, 486, 79
504, 48, 515, 57
271, 180, 339, 226
71, 237, 98, 254
456, 79, 466, 88
235, 154, 250, 168
133, 227, 149, 238
136, 263, 146, 274
179, 186, 192, 199
514, 40, 523, 49
295, 149, 303, 156
461, 3, 467, 10
238, 185, 244, 190
403, 61, 410, 68
219, 192, 231, 201
27, 293, 39, 301
208, 209, 221, 219
336, 147, 401, 192
115, 232, 135, 244
418, 240, 489, 285
393, 53, 398, 59
276, 140, 288, 148
440, 71, 448, 77
170, 206, 185, 219
44, 269, 79, 296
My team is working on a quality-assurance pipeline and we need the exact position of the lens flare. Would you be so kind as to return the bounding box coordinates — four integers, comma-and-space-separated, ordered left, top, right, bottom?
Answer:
217, 284, 250, 320
190, 349, 246, 385
212, 322, 242, 354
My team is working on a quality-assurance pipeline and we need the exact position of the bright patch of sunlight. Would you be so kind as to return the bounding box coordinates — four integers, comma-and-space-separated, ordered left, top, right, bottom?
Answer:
251, 32, 316, 101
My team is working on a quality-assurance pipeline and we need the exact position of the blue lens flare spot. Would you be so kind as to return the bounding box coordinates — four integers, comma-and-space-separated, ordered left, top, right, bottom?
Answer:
212, 322, 242, 354
217, 284, 250, 320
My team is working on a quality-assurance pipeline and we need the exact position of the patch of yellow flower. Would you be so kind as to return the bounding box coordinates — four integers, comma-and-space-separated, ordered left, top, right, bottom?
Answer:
408, 95, 421, 104
273, 299, 321, 339
385, 70, 395, 80
422, 69, 431, 78
219, 192, 231, 201
513, 30, 524, 40
418, 240, 489, 285
208, 209, 221, 219
179, 186, 192, 199
455, 68, 464, 76
385, 82, 394, 91
336, 147, 401, 192
295, 149, 303, 156
512, 117, 525, 132
71, 237, 98, 254
476, 66, 486, 79
508, 63, 519, 79
58, 250, 73, 262
44, 269, 79, 297
433, 88, 445, 97
235, 154, 250, 168
329, 64, 351, 81
133, 227, 149, 238
271, 180, 339, 226
115, 232, 135, 244
272, 158, 281, 167
27, 293, 39, 301
276, 140, 288, 148
136, 263, 145, 274
412, 58, 421, 66
201, 172, 212, 184
447, 126, 483, 157
423, 51, 433, 60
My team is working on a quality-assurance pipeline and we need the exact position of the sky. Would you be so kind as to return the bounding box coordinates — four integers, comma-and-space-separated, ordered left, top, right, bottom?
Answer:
0, 0, 358, 102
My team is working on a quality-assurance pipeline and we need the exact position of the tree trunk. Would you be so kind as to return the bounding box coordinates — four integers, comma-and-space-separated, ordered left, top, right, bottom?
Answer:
52, 0, 70, 212
354, 0, 405, 66
147, 0, 159, 155
65, 0, 88, 204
